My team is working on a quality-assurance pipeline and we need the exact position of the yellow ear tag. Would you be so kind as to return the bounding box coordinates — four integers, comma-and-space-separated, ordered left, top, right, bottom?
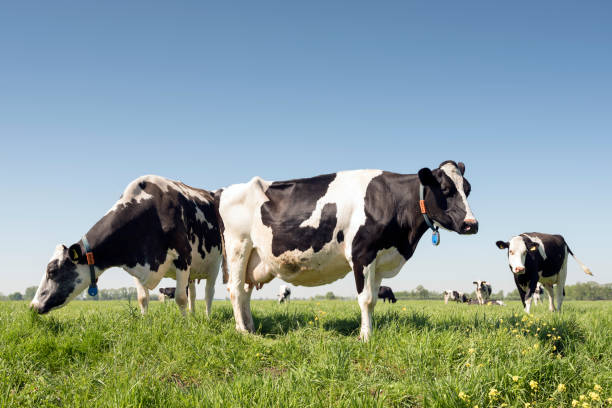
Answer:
529, 246, 538, 252
71, 249, 79, 260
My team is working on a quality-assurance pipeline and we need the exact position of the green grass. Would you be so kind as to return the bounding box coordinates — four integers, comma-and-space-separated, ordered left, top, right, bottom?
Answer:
1, 300, 610, 407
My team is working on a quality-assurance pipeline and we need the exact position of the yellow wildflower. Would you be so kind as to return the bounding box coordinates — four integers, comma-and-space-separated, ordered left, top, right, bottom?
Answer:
488, 388, 500, 399
581, 403, 590, 408
468, 348, 475, 354
579, 395, 586, 401
588, 392, 600, 401
458, 391, 469, 402
522, 315, 528, 322
500, 319, 504, 323
529, 380, 538, 391
557, 383, 566, 393
524, 403, 531, 408
402, 307, 407, 311
308, 321, 313, 325
571, 400, 578, 407
465, 362, 471, 368
593, 384, 602, 392
512, 375, 519, 382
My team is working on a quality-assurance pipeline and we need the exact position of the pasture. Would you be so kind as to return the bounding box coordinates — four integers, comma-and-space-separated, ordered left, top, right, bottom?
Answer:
1, 300, 610, 407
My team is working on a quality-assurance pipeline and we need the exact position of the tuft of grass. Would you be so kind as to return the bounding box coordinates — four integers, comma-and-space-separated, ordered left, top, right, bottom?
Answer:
0, 300, 610, 407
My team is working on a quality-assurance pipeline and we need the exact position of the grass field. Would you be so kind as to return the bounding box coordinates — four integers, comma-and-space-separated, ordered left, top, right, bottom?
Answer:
0, 299, 610, 407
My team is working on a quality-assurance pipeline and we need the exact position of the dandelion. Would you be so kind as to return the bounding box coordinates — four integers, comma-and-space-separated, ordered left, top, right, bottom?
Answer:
488, 388, 500, 400
593, 384, 602, 392
557, 383, 566, 393
579, 395, 586, 401
402, 307, 407, 311
524, 403, 531, 408
314, 316, 318, 321
522, 315, 529, 322
512, 375, 519, 382
458, 391, 469, 402
588, 392, 600, 401
552, 345, 557, 351
606, 397, 612, 404
465, 362, 471, 368
512, 329, 518, 333
308, 321, 313, 325
572, 400, 579, 407
581, 402, 590, 408
529, 380, 538, 391
468, 348, 475, 354
500, 319, 504, 323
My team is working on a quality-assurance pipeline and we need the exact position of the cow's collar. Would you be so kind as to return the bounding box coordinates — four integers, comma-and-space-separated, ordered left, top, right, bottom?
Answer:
81, 236, 98, 297
419, 184, 440, 246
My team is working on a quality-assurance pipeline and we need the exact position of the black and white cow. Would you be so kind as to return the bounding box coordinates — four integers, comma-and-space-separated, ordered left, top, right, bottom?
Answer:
473, 280, 492, 305
218, 161, 478, 341
277, 285, 291, 303
31, 175, 223, 316
158, 286, 190, 303
532, 282, 545, 306
377, 286, 397, 303
496, 233, 592, 313
443, 290, 468, 304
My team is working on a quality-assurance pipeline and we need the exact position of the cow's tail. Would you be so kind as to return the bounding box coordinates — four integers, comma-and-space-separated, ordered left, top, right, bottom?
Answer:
567, 246, 593, 276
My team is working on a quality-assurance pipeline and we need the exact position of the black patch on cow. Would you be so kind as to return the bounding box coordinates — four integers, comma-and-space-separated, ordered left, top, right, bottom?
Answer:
80, 178, 222, 274
336, 230, 344, 243
352, 172, 429, 293
260, 173, 338, 257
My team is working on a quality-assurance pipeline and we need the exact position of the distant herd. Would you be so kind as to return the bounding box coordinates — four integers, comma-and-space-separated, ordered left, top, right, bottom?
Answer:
30, 160, 593, 341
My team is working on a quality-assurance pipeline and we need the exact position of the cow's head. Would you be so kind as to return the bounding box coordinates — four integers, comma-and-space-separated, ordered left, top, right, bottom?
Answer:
473, 280, 486, 291
496, 236, 539, 274
30, 243, 94, 314
418, 161, 478, 235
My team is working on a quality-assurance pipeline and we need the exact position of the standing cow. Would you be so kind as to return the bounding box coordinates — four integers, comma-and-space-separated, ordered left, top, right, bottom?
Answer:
218, 161, 478, 341
377, 286, 397, 303
533, 282, 545, 306
496, 233, 592, 313
473, 280, 492, 305
31, 175, 223, 316
277, 285, 291, 303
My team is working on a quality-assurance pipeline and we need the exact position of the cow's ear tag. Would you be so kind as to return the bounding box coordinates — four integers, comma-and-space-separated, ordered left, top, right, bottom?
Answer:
529, 245, 538, 252
432, 230, 440, 246
70, 248, 79, 261
88, 286, 98, 297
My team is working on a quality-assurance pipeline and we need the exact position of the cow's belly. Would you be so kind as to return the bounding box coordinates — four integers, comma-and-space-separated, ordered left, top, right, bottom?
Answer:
164, 246, 222, 281
254, 245, 351, 287
374, 247, 406, 279
538, 273, 558, 286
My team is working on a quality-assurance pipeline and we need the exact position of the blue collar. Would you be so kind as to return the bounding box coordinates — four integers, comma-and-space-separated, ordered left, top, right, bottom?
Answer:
82, 236, 98, 296
419, 184, 440, 246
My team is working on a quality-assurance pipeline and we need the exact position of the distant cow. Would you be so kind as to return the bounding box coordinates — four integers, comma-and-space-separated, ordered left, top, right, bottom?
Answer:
473, 280, 492, 305
158, 286, 189, 302
496, 233, 592, 313
31, 175, 223, 317
444, 290, 468, 304
378, 286, 397, 303
532, 282, 545, 306
277, 285, 291, 303
218, 161, 478, 341
484, 299, 505, 306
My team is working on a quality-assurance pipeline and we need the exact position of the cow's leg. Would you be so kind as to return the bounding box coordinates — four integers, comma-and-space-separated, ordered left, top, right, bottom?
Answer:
188, 280, 196, 314
227, 240, 255, 332
524, 281, 538, 314
134, 277, 149, 315
175, 269, 190, 316
204, 276, 215, 317
555, 261, 567, 311
543, 284, 555, 312
357, 261, 381, 342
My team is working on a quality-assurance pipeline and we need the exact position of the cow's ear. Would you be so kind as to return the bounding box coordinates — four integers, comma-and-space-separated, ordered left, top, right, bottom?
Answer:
528, 243, 539, 252
472, 281, 478, 285
457, 162, 466, 175
496, 240, 509, 249
68, 243, 82, 263
418, 168, 438, 186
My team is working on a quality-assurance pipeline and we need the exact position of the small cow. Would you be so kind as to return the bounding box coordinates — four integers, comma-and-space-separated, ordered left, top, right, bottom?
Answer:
31, 175, 223, 316
473, 280, 492, 305
277, 285, 291, 303
533, 282, 545, 306
443, 290, 468, 304
496, 233, 592, 313
484, 299, 505, 306
218, 161, 478, 341
378, 286, 397, 303
158, 286, 189, 302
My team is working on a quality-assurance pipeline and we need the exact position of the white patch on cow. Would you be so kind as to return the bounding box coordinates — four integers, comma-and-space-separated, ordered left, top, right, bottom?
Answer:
522, 234, 547, 260
374, 247, 406, 279
122, 248, 180, 290
440, 163, 475, 222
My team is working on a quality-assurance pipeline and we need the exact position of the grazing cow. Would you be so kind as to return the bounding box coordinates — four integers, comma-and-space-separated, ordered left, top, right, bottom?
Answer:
378, 286, 397, 303
158, 286, 189, 303
496, 233, 592, 313
218, 161, 478, 341
473, 280, 492, 305
277, 285, 291, 303
31, 175, 223, 316
484, 299, 505, 306
443, 290, 468, 304
532, 282, 545, 306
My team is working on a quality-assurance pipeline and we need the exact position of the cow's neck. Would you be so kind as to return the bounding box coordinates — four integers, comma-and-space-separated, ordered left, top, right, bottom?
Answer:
393, 174, 432, 259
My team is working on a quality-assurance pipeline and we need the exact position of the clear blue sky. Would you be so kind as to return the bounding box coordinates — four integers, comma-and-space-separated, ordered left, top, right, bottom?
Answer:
1, 1, 610, 299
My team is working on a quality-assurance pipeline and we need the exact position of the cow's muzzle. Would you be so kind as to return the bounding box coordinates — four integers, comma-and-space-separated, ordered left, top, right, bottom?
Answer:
460, 219, 478, 234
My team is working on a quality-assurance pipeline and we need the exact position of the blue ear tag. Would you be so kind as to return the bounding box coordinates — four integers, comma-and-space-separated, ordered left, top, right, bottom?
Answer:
88, 286, 98, 297
432, 230, 440, 246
